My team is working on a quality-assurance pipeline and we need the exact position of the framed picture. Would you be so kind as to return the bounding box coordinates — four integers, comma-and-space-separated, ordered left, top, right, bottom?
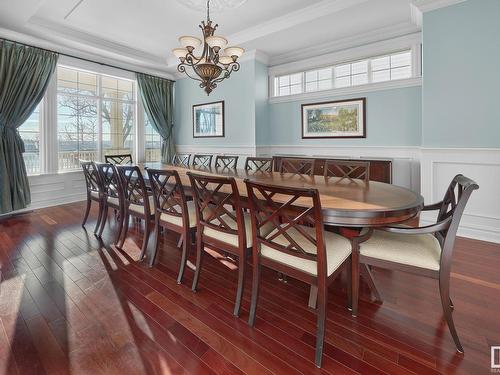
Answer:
301, 98, 366, 139
193, 101, 225, 138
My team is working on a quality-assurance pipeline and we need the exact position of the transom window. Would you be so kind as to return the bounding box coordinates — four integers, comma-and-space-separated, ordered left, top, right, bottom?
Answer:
273, 50, 413, 97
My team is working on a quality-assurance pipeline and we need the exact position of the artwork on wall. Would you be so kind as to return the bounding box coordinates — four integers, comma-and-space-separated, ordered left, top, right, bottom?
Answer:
193, 100, 225, 138
301, 98, 366, 139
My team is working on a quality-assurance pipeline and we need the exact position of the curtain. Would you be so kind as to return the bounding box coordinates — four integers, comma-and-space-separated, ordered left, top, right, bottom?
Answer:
0, 40, 58, 214
136, 73, 175, 163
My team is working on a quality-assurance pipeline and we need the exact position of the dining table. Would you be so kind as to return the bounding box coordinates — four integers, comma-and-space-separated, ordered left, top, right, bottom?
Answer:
139, 162, 424, 308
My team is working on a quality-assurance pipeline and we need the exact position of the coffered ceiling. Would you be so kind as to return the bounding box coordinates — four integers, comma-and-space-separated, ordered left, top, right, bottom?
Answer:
0, 0, 433, 78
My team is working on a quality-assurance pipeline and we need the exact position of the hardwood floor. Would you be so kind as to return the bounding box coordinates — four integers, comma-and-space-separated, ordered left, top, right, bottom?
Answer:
0, 202, 498, 374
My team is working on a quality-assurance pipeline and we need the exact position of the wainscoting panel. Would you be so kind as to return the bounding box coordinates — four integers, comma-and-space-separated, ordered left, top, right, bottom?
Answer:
420, 148, 500, 243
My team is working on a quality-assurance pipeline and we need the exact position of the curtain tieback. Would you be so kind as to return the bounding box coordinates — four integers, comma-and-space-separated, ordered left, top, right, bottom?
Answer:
1, 126, 25, 153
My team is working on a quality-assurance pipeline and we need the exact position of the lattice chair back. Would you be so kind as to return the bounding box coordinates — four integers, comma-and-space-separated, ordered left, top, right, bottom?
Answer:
192, 154, 213, 168
81, 161, 101, 197
187, 172, 246, 248
172, 153, 191, 167
279, 158, 315, 176
147, 169, 189, 228
105, 153, 133, 165
215, 155, 239, 170
95, 162, 123, 204
245, 157, 273, 172
324, 160, 370, 182
117, 165, 151, 216
245, 180, 327, 275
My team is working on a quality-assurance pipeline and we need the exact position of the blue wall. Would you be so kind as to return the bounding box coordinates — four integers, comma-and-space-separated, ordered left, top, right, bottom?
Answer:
267, 86, 422, 146
174, 59, 256, 146
422, 0, 500, 147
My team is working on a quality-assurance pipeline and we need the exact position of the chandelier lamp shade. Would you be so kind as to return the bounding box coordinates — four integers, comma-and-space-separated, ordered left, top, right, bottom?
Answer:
172, 0, 244, 95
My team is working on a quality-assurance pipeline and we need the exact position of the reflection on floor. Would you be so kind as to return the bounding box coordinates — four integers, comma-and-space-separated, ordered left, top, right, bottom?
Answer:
0, 201, 498, 374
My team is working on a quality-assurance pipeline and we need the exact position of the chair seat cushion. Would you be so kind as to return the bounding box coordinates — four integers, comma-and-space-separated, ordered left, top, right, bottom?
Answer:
160, 201, 197, 228
107, 196, 120, 207
203, 212, 268, 248
260, 225, 351, 276
90, 191, 100, 199
129, 196, 155, 215
360, 230, 442, 271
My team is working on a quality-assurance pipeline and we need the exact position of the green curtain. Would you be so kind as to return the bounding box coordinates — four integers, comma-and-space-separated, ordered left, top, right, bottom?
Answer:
136, 73, 175, 163
0, 40, 58, 214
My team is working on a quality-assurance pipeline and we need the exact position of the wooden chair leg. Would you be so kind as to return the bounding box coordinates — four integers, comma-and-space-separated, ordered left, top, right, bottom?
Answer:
139, 217, 151, 260
439, 275, 463, 353
233, 252, 246, 317
94, 200, 104, 234
177, 230, 189, 284
148, 223, 161, 268
308, 285, 318, 309
117, 212, 130, 249
82, 198, 91, 227
97, 204, 109, 237
314, 282, 327, 368
449, 297, 454, 310
248, 263, 261, 327
177, 235, 183, 249
192, 238, 203, 292
361, 264, 382, 302
115, 206, 125, 245
346, 259, 352, 311
351, 250, 360, 317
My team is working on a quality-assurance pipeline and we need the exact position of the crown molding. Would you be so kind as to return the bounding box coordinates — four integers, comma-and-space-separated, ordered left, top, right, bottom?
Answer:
269, 22, 421, 66
227, 0, 370, 46
411, 0, 467, 13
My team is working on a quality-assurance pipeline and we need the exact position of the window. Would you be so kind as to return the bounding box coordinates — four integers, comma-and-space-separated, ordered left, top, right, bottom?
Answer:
56, 66, 135, 171
19, 104, 41, 175
273, 50, 414, 97
144, 115, 162, 162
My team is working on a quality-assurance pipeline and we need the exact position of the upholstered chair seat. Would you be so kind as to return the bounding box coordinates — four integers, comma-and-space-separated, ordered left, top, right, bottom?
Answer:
129, 196, 155, 215
359, 230, 442, 271
160, 201, 197, 228
261, 225, 351, 276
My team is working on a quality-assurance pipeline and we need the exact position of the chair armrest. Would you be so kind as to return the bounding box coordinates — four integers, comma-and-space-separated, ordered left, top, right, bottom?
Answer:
380, 216, 452, 235
422, 201, 443, 211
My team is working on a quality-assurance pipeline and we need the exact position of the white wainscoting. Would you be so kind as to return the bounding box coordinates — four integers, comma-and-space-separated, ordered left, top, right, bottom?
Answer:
420, 148, 500, 243
27, 171, 86, 211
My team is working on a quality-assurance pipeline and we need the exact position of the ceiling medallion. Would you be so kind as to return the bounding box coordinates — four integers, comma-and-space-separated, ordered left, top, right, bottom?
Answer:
176, 0, 248, 12
172, 0, 244, 95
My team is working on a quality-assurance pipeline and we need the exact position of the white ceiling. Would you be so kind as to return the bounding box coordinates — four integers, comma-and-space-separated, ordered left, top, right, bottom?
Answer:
0, 0, 422, 77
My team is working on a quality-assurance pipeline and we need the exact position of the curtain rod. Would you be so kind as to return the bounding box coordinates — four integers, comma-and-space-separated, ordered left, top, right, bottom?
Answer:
0, 37, 175, 82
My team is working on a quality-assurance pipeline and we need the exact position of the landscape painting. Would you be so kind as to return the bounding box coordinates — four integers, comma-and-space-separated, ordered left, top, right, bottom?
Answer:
301, 98, 366, 139
193, 101, 225, 138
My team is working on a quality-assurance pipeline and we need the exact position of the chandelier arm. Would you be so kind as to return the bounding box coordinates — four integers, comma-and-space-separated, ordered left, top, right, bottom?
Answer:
177, 64, 203, 82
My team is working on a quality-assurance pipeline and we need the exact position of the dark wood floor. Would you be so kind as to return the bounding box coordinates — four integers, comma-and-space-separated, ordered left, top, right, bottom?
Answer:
0, 202, 499, 374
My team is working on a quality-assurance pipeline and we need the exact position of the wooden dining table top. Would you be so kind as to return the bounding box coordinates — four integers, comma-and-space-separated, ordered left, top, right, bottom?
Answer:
139, 163, 424, 227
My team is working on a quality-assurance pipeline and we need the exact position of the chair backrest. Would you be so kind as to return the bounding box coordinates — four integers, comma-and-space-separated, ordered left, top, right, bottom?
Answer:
147, 169, 190, 228
245, 157, 273, 172
279, 157, 315, 176
172, 153, 191, 167
215, 155, 239, 170
192, 154, 213, 168
324, 160, 370, 182
245, 180, 327, 275
81, 161, 101, 195
95, 163, 123, 203
437, 175, 479, 269
187, 172, 247, 248
117, 165, 151, 216
105, 154, 133, 165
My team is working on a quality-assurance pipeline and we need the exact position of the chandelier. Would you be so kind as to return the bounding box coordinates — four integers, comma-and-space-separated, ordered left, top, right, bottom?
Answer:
172, 0, 244, 95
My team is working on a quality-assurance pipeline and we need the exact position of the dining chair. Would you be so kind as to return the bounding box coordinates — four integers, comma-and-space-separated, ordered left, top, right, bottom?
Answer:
324, 160, 370, 182
81, 161, 103, 233
351, 174, 479, 353
187, 172, 259, 317
245, 179, 352, 368
147, 169, 197, 283
279, 157, 315, 176
105, 153, 133, 165
172, 153, 191, 167
215, 155, 239, 170
192, 154, 213, 168
116, 165, 155, 259
244, 157, 273, 172
95, 162, 125, 243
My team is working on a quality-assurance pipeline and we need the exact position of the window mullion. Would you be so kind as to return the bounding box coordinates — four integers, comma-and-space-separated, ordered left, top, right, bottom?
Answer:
97, 75, 103, 162
42, 74, 58, 174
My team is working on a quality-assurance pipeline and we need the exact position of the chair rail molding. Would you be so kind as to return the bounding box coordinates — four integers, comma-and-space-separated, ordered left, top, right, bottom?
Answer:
420, 147, 500, 243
